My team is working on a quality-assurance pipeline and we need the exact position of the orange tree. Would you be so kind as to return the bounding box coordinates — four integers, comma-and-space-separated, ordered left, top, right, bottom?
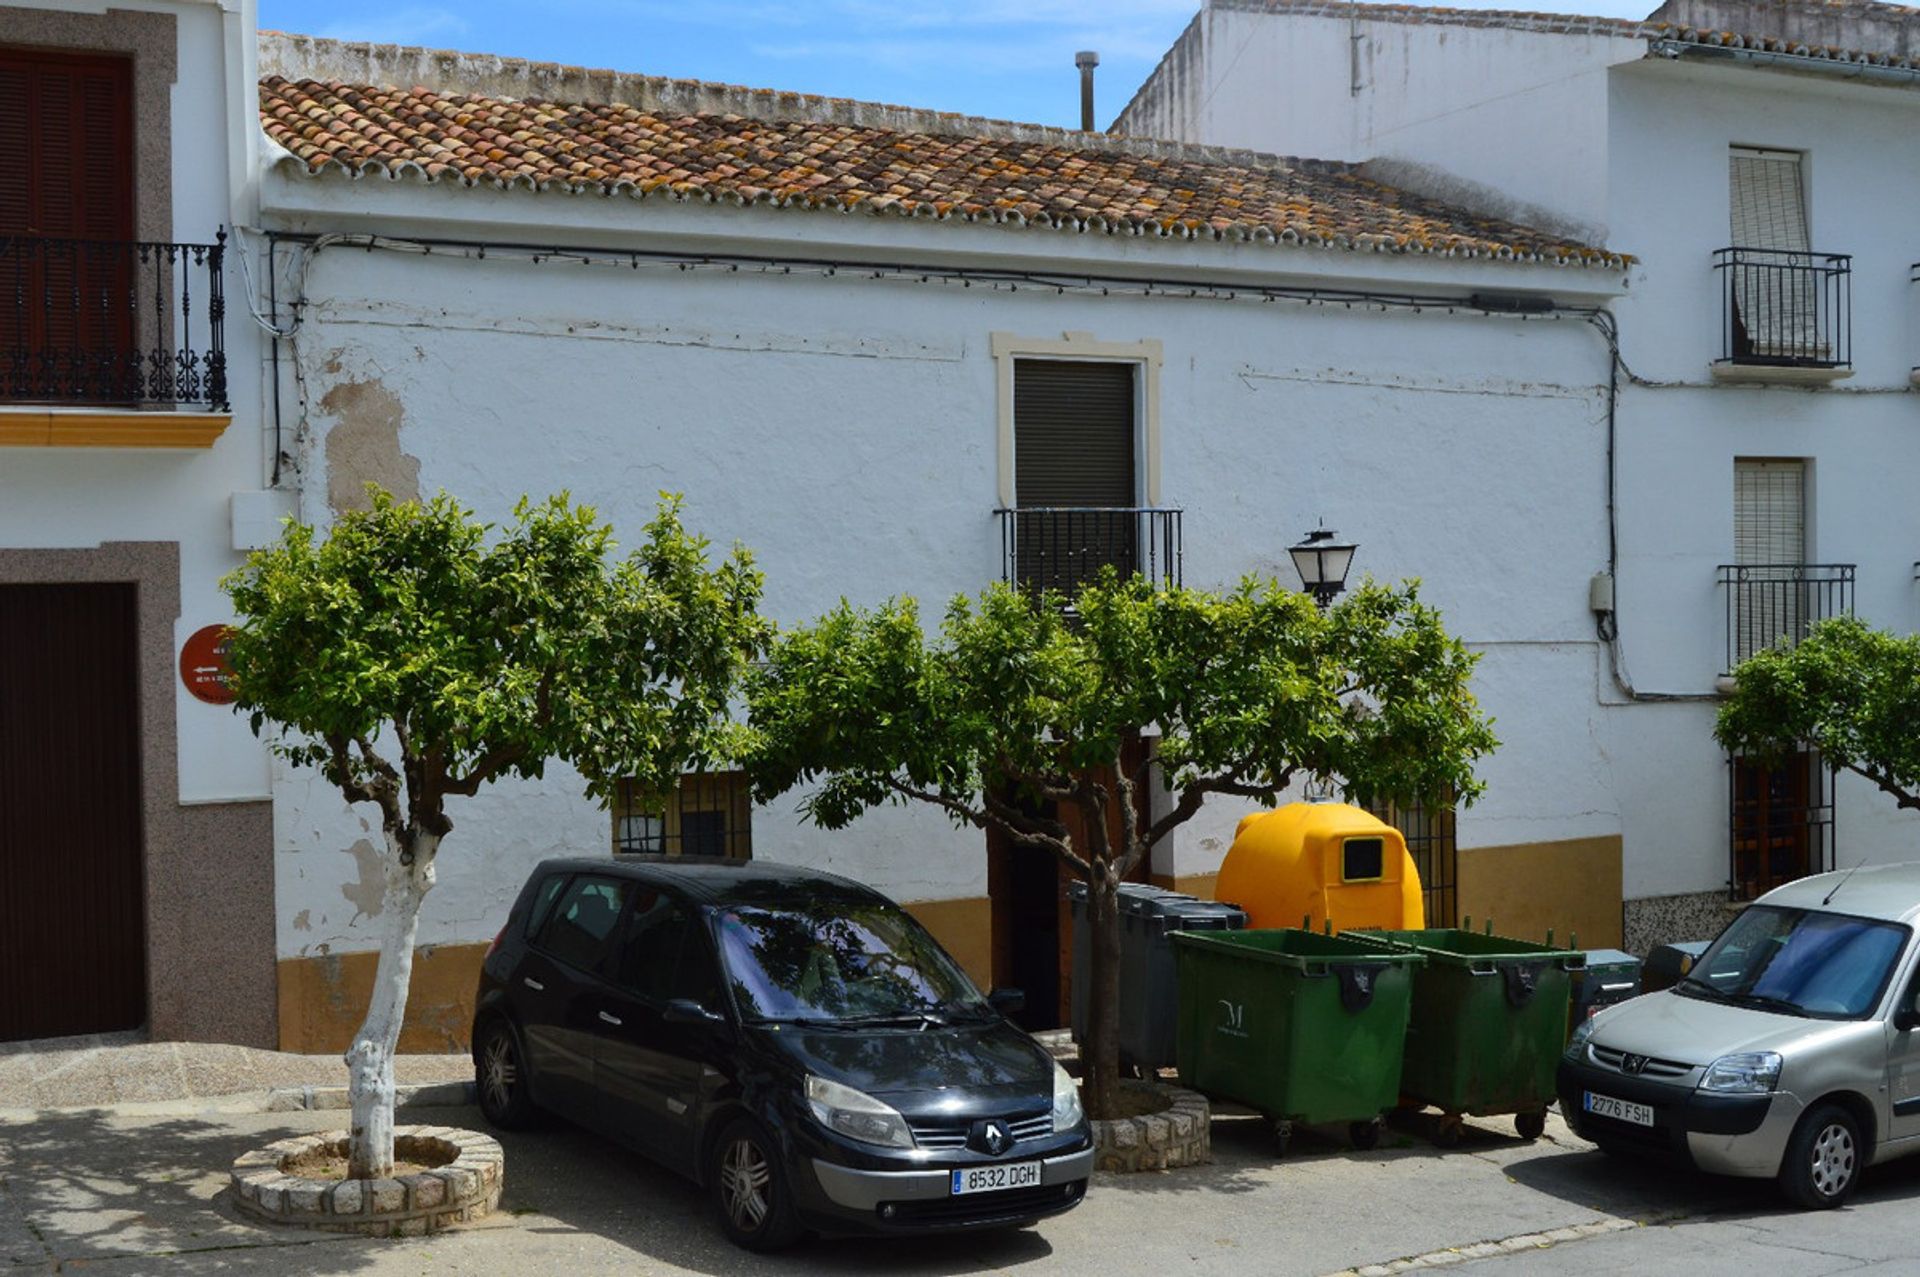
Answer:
742, 572, 1495, 1120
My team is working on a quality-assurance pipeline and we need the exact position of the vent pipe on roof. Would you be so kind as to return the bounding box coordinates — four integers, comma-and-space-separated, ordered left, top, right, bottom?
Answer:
1076, 50, 1099, 131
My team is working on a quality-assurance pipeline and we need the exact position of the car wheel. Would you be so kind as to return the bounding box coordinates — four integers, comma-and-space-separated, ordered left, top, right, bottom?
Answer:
475, 1018, 539, 1130
710, 1117, 803, 1252
1779, 1103, 1862, 1210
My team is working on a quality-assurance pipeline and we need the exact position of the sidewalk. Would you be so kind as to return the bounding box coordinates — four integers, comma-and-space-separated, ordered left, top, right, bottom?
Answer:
0, 1034, 471, 1113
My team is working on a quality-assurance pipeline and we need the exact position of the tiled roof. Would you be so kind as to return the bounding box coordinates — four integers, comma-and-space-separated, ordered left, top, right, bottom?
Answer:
1215, 1, 1920, 73
259, 76, 1627, 268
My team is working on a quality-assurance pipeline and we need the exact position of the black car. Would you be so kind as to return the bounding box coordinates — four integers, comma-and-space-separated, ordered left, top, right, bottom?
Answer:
471, 855, 1094, 1250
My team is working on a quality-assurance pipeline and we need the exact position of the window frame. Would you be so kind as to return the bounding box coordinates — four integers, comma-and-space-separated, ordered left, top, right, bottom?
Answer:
990, 332, 1162, 510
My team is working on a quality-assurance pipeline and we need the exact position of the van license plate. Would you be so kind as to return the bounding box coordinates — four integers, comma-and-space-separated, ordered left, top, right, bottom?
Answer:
951, 1161, 1042, 1195
1584, 1091, 1654, 1127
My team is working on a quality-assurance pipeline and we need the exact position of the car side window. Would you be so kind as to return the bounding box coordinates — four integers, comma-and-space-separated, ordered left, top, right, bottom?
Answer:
522, 872, 570, 941
614, 890, 699, 1002
535, 875, 631, 973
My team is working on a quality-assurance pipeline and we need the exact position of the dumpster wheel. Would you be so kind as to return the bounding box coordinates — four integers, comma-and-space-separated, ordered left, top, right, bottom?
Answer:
1515, 1109, 1547, 1142
1431, 1113, 1465, 1148
1349, 1119, 1382, 1151
1271, 1119, 1294, 1157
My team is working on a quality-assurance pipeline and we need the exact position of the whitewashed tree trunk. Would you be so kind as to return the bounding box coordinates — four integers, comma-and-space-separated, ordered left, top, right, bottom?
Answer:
346, 829, 439, 1180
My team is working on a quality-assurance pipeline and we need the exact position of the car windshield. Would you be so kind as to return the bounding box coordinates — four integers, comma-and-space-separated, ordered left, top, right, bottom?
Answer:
1679, 904, 1908, 1020
715, 901, 988, 1025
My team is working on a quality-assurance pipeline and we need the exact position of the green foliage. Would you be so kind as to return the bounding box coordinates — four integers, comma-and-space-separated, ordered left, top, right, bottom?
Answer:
1716, 616, 1920, 809
223, 489, 766, 825
744, 572, 1497, 864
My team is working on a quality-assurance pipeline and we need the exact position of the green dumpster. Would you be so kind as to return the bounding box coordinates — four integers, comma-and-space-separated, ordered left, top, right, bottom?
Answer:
1172, 929, 1423, 1155
1345, 929, 1584, 1144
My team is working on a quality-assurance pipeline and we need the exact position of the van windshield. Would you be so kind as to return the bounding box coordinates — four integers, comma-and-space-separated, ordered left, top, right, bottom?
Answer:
715, 902, 989, 1025
1679, 905, 1908, 1020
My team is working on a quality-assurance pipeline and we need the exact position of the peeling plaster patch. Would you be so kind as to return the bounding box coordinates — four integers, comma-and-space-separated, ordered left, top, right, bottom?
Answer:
292, 909, 311, 932
341, 838, 386, 923
320, 377, 421, 513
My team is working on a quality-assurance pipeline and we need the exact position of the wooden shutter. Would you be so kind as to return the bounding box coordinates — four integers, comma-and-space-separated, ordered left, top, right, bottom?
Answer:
1729, 148, 1808, 253
1013, 360, 1137, 507
0, 49, 133, 239
1734, 459, 1805, 565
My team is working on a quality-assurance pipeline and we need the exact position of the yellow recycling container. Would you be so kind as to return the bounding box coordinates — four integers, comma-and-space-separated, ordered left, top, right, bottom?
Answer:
1215, 802, 1425, 933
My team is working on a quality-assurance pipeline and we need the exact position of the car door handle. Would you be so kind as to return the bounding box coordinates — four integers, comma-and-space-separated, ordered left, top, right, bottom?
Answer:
522, 978, 545, 992
598, 1011, 623, 1027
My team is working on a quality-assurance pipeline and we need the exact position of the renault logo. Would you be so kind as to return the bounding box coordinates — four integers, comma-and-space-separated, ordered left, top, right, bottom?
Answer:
1620, 1053, 1649, 1076
973, 1120, 1012, 1156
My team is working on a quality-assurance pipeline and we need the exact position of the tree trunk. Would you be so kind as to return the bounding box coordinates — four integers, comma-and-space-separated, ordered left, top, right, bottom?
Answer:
1081, 862, 1124, 1121
345, 829, 438, 1179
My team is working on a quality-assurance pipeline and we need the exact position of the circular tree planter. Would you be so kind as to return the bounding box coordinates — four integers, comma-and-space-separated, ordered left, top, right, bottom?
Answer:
230, 1125, 503, 1237
1090, 1080, 1211, 1173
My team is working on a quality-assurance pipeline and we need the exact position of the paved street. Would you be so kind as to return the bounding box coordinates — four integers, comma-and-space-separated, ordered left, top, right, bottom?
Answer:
5, 1101, 1919, 1275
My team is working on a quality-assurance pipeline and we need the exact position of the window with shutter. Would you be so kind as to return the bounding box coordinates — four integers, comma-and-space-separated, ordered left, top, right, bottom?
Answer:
1732, 459, 1807, 664
1727, 147, 1821, 360
1009, 360, 1140, 593
0, 49, 134, 403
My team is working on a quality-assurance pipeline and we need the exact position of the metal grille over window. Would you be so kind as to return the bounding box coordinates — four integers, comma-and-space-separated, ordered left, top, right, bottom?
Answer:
613, 772, 752, 859
1729, 752, 1835, 902
1365, 795, 1456, 926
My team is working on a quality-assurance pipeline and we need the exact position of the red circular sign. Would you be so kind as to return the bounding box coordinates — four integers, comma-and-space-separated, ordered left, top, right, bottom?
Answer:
180, 624, 237, 705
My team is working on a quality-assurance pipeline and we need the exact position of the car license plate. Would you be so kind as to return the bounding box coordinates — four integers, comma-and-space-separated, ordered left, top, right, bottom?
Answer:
1584, 1091, 1655, 1127
950, 1160, 1042, 1196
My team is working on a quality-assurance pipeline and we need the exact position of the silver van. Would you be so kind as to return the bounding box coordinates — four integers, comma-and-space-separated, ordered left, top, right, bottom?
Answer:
1558, 863, 1920, 1208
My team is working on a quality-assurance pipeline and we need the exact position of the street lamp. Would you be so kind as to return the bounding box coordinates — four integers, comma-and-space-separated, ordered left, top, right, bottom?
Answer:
1289, 526, 1357, 608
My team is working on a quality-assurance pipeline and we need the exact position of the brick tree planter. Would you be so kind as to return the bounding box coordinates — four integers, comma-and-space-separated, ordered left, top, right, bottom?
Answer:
1090, 1080, 1211, 1172
229, 1125, 503, 1236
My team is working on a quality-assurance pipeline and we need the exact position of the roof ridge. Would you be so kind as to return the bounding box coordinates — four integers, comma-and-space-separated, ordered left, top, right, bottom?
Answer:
1205, 1, 1656, 36
257, 30, 1331, 172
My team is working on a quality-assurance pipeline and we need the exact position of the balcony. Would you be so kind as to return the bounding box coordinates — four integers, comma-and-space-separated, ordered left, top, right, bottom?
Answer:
1716, 563, 1854, 673
1, 233, 229, 443
1712, 247, 1851, 385
995, 507, 1183, 597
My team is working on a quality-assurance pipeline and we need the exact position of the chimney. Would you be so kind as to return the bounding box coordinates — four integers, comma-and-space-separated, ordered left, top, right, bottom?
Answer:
1075, 50, 1099, 132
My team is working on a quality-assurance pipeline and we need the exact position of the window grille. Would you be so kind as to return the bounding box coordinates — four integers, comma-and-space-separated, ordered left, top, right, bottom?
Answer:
612, 771, 752, 859
1365, 794, 1457, 926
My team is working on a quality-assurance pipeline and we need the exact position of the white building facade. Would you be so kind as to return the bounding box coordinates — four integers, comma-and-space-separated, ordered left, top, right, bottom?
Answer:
1118, 0, 1920, 950
240, 36, 1642, 1050
0, 0, 281, 1045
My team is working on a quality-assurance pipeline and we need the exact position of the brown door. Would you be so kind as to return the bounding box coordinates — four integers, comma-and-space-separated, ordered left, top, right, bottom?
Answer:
0, 48, 135, 402
0, 584, 146, 1041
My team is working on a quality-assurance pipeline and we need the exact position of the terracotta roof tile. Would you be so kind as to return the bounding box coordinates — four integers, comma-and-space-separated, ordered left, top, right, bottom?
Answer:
260, 76, 1627, 269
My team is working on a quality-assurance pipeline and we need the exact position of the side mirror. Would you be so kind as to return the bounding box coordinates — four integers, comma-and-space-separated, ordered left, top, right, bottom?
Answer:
1894, 995, 1920, 1034
664, 998, 728, 1027
988, 988, 1026, 1016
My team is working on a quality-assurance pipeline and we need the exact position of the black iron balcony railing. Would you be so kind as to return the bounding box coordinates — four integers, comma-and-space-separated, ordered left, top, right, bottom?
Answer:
1714, 247, 1850, 371
1717, 563, 1854, 671
1, 232, 228, 411
996, 507, 1182, 596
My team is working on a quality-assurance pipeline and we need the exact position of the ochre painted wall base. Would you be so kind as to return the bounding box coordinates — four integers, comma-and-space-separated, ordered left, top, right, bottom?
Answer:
902, 896, 993, 990
278, 942, 489, 1055
1457, 835, 1623, 949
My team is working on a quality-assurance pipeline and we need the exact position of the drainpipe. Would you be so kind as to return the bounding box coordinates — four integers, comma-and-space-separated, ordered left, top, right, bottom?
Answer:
1076, 50, 1099, 131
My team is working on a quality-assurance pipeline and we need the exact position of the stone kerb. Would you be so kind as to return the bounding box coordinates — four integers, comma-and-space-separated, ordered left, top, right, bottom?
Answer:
1091, 1081, 1211, 1173
230, 1125, 502, 1236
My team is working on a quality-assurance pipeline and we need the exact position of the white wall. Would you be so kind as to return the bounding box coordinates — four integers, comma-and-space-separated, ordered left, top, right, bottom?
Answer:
260, 199, 1619, 957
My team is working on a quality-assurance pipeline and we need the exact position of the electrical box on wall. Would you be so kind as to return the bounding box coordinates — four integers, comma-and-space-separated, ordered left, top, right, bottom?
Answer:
231, 490, 296, 552
1588, 571, 1615, 614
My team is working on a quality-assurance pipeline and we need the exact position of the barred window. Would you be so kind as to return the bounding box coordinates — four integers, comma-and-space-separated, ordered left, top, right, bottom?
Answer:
613, 771, 752, 859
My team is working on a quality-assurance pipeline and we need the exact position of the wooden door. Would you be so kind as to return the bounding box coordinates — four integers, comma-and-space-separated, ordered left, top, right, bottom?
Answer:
0, 584, 146, 1041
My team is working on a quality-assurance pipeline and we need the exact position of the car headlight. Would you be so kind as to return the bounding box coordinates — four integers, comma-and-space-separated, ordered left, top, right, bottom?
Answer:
1698, 1052, 1782, 1094
1052, 1064, 1084, 1132
805, 1075, 913, 1149
1563, 1016, 1596, 1062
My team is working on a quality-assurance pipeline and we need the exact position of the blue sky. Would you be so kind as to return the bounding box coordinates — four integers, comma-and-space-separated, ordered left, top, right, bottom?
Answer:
257, 0, 1654, 130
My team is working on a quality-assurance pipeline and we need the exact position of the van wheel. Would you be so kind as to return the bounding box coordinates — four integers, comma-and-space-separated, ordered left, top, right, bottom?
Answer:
1779, 1103, 1861, 1210
711, 1117, 803, 1252
475, 1019, 539, 1130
